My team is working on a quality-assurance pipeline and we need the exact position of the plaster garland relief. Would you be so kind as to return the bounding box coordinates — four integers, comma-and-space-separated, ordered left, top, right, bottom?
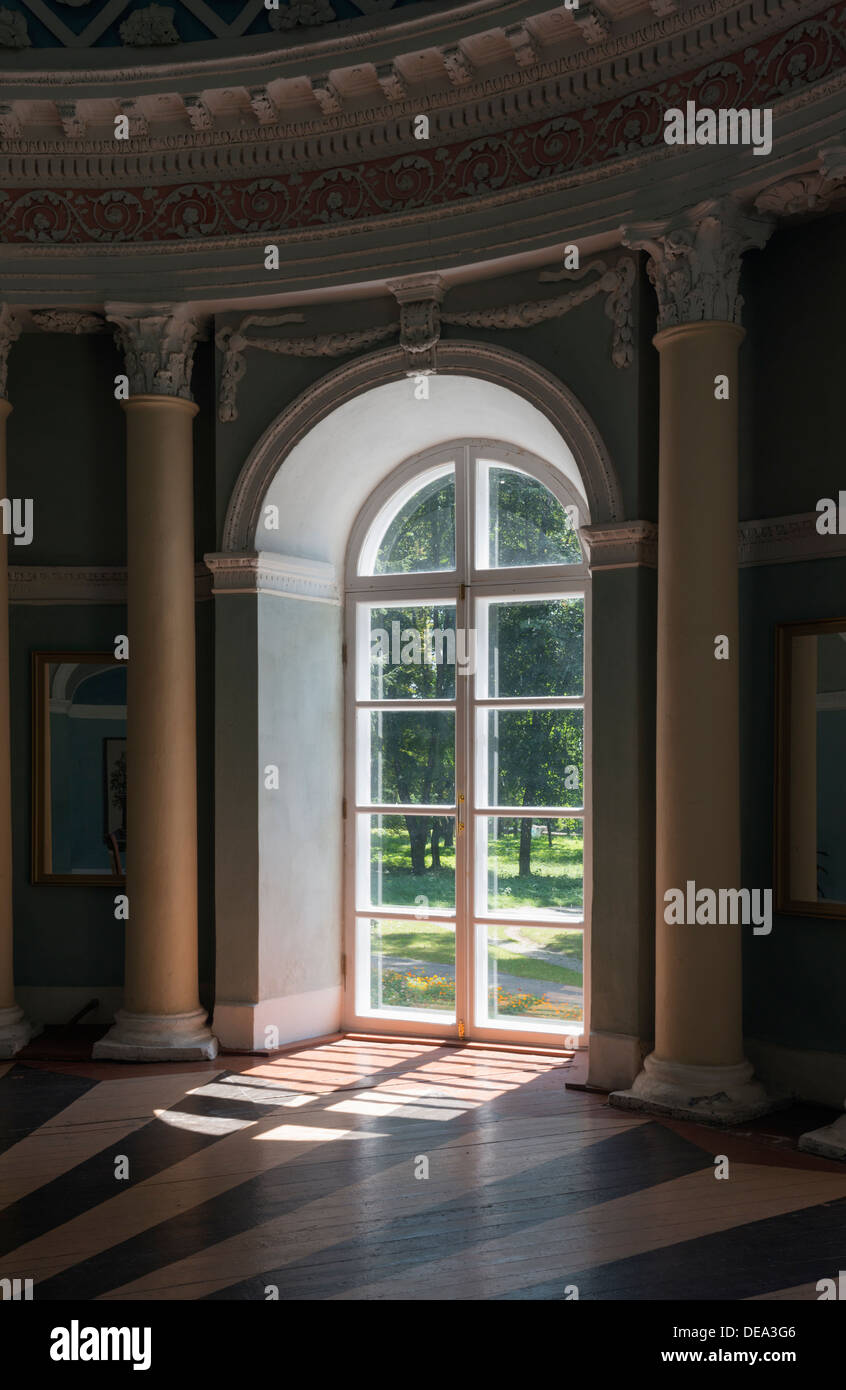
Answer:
215, 257, 636, 421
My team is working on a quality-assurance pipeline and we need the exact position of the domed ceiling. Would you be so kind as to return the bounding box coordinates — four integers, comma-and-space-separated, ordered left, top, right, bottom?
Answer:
1, 0, 844, 306
0, 0, 429, 50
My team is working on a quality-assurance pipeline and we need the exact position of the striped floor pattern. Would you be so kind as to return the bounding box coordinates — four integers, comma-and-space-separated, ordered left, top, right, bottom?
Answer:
0, 1039, 843, 1301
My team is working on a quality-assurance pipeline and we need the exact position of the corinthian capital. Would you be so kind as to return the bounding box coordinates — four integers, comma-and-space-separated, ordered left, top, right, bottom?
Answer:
0, 305, 22, 400
623, 200, 772, 332
105, 303, 200, 400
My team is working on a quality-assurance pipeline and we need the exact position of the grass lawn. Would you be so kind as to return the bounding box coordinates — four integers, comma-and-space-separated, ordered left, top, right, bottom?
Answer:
372, 923, 583, 987
370, 823, 584, 914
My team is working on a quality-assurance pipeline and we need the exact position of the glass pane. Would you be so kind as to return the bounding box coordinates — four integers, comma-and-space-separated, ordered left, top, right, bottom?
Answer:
368, 604, 458, 700
365, 814, 455, 910
486, 709, 583, 808
485, 464, 581, 568
367, 919, 456, 1016
487, 598, 583, 698
374, 469, 455, 574
483, 924, 583, 1025
367, 710, 455, 805
483, 816, 583, 917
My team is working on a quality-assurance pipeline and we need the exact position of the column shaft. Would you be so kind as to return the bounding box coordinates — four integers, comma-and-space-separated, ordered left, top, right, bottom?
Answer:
124, 396, 200, 1016
654, 322, 744, 1067
93, 361, 216, 1059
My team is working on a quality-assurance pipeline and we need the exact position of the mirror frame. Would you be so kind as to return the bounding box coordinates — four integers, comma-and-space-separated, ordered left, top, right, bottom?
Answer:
31, 651, 127, 886
774, 617, 846, 919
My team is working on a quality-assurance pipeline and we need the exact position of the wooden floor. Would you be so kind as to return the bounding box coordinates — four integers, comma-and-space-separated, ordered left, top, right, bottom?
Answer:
1, 1037, 844, 1301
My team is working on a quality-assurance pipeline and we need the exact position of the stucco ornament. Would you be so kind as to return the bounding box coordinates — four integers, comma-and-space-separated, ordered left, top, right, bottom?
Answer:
267, 0, 336, 29
0, 7, 30, 47
106, 304, 200, 399
120, 4, 180, 46
0, 305, 21, 399
624, 200, 772, 330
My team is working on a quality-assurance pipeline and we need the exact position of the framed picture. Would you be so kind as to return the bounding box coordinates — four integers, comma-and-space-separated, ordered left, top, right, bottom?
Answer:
32, 652, 127, 885
774, 617, 846, 918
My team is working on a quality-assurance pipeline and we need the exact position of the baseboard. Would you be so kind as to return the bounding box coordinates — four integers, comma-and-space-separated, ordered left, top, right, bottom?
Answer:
587, 1028, 649, 1091
14, 986, 124, 1026
745, 1037, 846, 1110
213, 986, 343, 1052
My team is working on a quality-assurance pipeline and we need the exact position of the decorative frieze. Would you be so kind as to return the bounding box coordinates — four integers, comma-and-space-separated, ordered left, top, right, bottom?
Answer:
624, 199, 772, 330
105, 303, 200, 399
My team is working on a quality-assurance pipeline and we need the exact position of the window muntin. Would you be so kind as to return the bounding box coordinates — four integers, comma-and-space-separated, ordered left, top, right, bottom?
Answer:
348, 443, 588, 1040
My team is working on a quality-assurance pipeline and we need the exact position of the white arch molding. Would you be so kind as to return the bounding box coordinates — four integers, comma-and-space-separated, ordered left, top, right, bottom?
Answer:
210, 341, 621, 1053
221, 342, 624, 563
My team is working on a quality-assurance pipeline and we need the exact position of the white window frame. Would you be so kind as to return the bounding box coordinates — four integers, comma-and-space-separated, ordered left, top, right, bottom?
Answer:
344, 439, 591, 1047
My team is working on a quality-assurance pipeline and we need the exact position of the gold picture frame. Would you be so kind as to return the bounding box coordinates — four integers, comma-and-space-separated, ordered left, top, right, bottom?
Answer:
774, 617, 846, 918
32, 651, 127, 886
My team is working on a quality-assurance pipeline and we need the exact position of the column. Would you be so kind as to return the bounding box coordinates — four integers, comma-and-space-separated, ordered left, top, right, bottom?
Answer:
0, 306, 36, 1057
612, 201, 773, 1122
94, 305, 216, 1061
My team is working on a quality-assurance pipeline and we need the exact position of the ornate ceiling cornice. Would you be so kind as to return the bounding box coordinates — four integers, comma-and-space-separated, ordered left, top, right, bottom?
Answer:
0, 0, 834, 180
1, 0, 844, 250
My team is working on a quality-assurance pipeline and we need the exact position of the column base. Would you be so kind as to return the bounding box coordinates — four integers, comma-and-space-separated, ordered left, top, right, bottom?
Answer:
92, 1007, 218, 1062
0, 1004, 40, 1058
610, 1052, 775, 1126
798, 1107, 846, 1161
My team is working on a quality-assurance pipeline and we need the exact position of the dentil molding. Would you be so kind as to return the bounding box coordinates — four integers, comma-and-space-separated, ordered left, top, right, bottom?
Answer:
204, 551, 340, 603
8, 564, 212, 603
581, 521, 658, 569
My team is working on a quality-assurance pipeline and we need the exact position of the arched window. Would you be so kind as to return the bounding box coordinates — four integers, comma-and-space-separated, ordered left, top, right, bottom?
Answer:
345, 440, 590, 1044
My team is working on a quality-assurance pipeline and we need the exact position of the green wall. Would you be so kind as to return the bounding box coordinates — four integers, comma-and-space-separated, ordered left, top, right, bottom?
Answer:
6, 333, 216, 1010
